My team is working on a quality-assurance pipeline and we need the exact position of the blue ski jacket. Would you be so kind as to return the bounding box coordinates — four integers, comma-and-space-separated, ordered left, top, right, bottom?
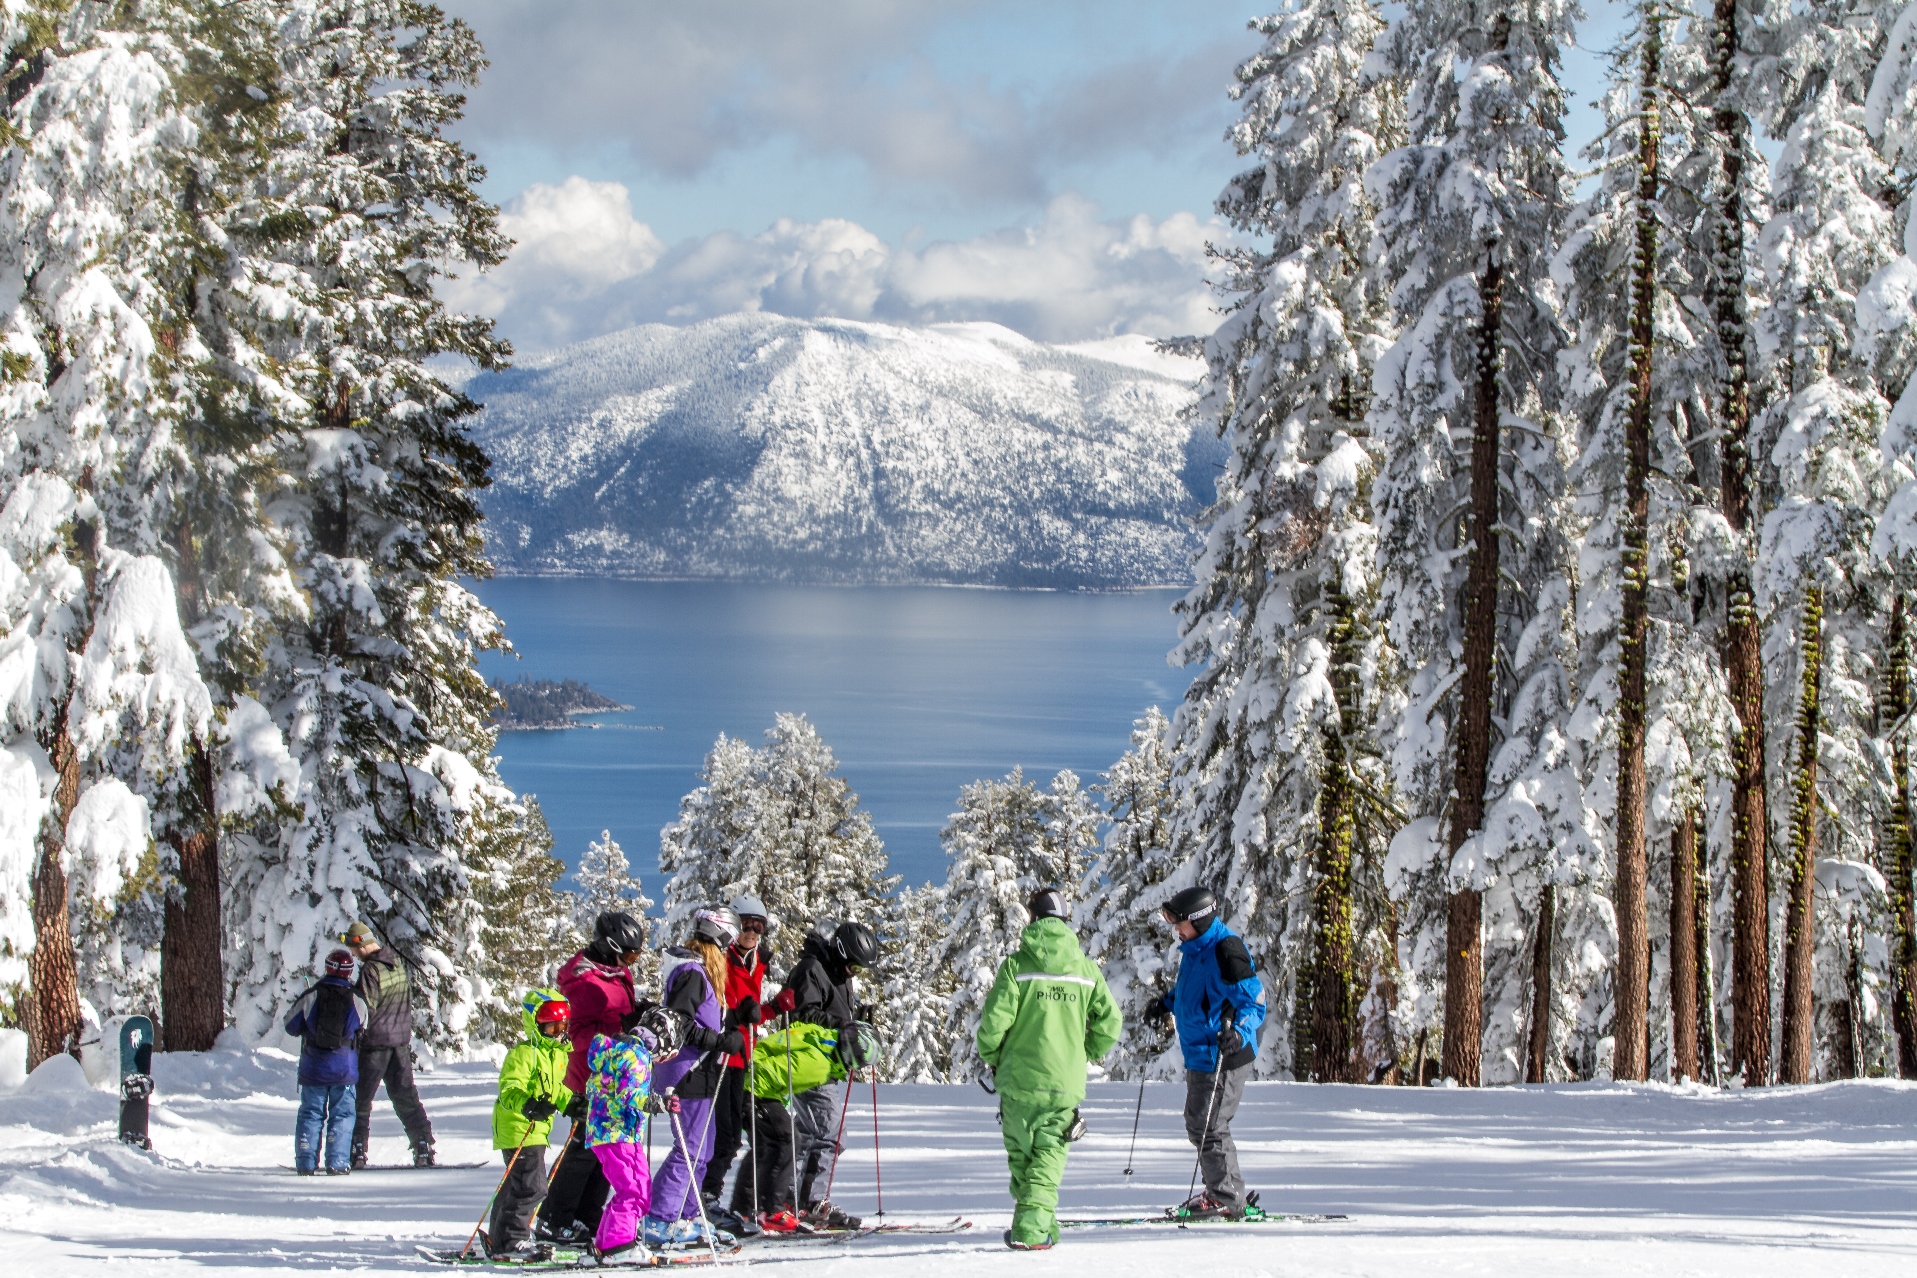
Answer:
1168, 917, 1265, 1072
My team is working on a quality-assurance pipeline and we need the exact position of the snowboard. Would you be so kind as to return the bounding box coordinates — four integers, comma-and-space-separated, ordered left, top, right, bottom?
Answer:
414, 1241, 744, 1268
117, 1015, 154, 1150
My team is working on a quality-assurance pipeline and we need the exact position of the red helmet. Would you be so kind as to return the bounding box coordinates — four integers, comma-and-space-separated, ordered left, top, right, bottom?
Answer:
534, 997, 570, 1035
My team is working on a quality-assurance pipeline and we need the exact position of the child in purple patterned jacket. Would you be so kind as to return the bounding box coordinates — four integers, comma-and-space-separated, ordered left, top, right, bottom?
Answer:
583, 1015, 677, 1263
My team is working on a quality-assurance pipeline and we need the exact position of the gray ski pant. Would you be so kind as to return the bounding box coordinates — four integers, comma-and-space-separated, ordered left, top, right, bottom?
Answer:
791, 1081, 847, 1208
1183, 1063, 1250, 1207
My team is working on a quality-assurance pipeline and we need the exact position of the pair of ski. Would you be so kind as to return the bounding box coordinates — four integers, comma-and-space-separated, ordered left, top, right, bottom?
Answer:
416, 1219, 972, 1268
1059, 1209, 1347, 1228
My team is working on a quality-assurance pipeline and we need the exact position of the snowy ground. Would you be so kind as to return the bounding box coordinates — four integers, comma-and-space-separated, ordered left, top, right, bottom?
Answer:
5, 1037, 1917, 1275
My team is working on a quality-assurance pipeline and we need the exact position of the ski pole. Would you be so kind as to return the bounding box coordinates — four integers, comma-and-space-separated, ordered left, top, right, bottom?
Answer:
461, 1127, 532, 1259
869, 1068, 883, 1219
784, 1014, 800, 1213
670, 1098, 727, 1267
1185, 1008, 1235, 1211
1123, 1076, 1146, 1178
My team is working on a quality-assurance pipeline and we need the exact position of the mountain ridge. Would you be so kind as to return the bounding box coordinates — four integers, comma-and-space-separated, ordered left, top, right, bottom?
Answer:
467, 312, 1216, 588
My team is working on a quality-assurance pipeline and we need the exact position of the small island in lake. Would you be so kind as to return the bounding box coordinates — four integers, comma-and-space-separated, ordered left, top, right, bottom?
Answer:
492, 677, 630, 731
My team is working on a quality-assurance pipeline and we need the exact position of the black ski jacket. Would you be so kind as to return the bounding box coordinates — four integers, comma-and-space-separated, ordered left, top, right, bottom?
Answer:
775, 933, 857, 1031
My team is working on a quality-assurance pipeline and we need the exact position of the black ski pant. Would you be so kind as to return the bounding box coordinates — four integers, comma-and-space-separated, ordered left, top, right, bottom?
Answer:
538, 1120, 610, 1236
489, 1145, 547, 1252
729, 1096, 796, 1216
792, 1081, 846, 1209
352, 1044, 434, 1158
700, 1063, 748, 1202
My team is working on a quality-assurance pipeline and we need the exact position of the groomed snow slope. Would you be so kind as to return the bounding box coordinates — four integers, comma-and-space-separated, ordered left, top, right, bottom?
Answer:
6, 1038, 1917, 1275
466, 314, 1217, 587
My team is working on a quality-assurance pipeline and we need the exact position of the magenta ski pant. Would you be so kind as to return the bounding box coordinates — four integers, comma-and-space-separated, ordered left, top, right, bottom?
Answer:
649, 1096, 715, 1220
592, 1141, 651, 1252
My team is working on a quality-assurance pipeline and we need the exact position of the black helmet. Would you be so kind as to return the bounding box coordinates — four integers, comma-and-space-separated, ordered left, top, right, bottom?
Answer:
633, 1004, 684, 1057
1027, 887, 1068, 922
832, 921, 879, 969
594, 911, 647, 955
1162, 887, 1217, 926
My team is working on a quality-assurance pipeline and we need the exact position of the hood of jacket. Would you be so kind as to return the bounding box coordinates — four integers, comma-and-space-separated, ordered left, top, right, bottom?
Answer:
800, 931, 848, 984
1015, 917, 1082, 968
520, 987, 567, 1044
1179, 916, 1226, 959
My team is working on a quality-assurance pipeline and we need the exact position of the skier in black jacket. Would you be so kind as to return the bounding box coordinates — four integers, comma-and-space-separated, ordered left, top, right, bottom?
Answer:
341, 921, 436, 1167
767, 922, 877, 1228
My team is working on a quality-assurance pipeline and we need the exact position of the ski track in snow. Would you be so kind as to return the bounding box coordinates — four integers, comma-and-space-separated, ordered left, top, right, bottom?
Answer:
5, 1046, 1917, 1274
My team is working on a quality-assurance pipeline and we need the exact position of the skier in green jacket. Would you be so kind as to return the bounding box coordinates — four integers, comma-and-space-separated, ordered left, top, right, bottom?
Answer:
488, 989, 575, 1257
976, 888, 1123, 1251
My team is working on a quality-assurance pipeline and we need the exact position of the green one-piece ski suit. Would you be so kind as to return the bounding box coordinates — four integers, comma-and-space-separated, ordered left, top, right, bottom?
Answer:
975, 917, 1122, 1247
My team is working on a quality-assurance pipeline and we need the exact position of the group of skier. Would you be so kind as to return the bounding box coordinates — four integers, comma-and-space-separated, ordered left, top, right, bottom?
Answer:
284, 882, 1266, 1263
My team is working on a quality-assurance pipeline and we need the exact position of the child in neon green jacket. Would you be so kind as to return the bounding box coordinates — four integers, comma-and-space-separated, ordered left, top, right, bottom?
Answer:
488, 989, 575, 1257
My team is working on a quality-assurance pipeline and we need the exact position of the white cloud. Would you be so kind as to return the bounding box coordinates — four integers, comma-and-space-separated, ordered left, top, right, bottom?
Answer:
445, 179, 1225, 352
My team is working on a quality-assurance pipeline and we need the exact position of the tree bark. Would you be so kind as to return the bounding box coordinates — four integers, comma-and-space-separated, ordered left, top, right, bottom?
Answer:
1443, 256, 1504, 1089
1613, 12, 1662, 1083
1525, 884, 1555, 1083
160, 518, 225, 1051
1713, 0, 1770, 1089
1779, 586, 1823, 1083
1887, 596, 1917, 1077
1670, 812, 1700, 1081
28, 719, 86, 1071
1306, 582, 1363, 1083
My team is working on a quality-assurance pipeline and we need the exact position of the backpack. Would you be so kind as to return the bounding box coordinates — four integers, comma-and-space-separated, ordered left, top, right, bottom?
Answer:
305, 983, 354, 1051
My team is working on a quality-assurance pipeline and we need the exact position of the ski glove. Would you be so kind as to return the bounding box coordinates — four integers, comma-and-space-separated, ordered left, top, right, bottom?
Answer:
644, 1093, 681, 1115
717, 1029, 745, 1055
520, 1095, 559, 1122
1218, 1027, 1244, 1055
563, 1092, 588, 1121
729, 996, 760, 1027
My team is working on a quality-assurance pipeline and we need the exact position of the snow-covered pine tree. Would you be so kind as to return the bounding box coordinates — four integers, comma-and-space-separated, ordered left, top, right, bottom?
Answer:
1854, 0, 1917, 1078
661, 732, 766, 935
1367, 0, 1583, 1085
469, 796, 579, 1043
750, 714, 897, 968
1556, 1, 1734, 1083
573, 828, 655, 992
934, 767, 1088, 1082
663, 716, 894, 972
1081, 708, 1185, 1079
225, 0, 512, 1050
1749, 0, 1901, 1084
0, 0, 220, 1065
1169, 0, 1400, 1082
873, 882, 953, 1081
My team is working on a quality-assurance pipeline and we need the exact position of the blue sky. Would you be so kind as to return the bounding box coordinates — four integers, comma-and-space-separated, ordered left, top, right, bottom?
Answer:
440, 1, 1634, 352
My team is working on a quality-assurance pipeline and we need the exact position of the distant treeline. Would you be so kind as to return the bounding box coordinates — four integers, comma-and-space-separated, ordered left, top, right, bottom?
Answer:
492, 678, 628, 730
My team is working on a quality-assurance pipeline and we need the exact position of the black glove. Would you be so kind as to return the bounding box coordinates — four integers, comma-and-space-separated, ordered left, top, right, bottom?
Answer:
729, 996, 760, 1027
717, 1029, 745, 1055
1144, 994, 1170, 1020
1218, 1028, 1244, 1055
521, 1095, 558, 1122
563, 1092, 587, 1120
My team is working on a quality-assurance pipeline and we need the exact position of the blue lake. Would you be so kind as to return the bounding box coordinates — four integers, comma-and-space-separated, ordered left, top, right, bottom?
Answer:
473, 579, 1188, 892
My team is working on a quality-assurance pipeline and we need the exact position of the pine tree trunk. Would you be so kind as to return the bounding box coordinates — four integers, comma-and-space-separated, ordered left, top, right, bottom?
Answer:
1525, 884, 1555, 1083
1697, 851, 1720, 1084
160, 519, 225, 1051
1780, 586, 1824, 1083
1613, 13, 1662, 1083
1443, 256, 1504, 1089
1307, 583, 1364, 1083
28, 716, 86, 1071
1713, 0, 1771, 1089
161, 745, 224, 1052
1887, 596, 1917, 1077
1670, 813, 1699, 1080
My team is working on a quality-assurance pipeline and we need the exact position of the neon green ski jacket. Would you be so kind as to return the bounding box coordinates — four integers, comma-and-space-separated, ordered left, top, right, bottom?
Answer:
975, 918, 1122, 1107
747, 1019, 847, 1099
493, 990, 574, 1149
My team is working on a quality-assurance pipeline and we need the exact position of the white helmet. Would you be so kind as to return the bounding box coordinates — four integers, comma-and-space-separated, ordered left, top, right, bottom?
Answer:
730, 896, 776, 934
692, 905, 742, 948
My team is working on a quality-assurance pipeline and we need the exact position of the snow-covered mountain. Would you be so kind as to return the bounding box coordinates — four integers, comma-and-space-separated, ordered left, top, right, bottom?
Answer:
466, 313, 1217, 587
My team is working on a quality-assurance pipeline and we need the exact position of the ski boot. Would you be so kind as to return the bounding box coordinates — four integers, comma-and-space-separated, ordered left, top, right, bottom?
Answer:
709, 1205, 757, 1238
1237, 1190, 1267, 1222
587, 1241, 650, 1268
1065, 1108, 1087, 1142
802, 1201, 861, 1231
325, 1165, 351, 1176
411, 1141, 437, 1168
641, 1217, 677, 1250
671, 1218, 734, 1249
758, 1209, 804, 1235
1170, 1193, 1229, 1221
1003, 1230, 1054, 1251
535, 1219, 591, 1247
349, 1146, 369, 1171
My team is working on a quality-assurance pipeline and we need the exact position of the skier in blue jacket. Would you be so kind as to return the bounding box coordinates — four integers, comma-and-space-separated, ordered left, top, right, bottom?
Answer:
1143, 887, 1266, 1220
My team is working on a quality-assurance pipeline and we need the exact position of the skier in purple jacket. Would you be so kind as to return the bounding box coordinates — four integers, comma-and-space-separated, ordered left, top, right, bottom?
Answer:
644, 907, 751, 1249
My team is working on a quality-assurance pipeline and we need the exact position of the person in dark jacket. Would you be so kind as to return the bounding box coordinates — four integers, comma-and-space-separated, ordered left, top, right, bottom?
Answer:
766, 921, 877, 1227
285, 949, 370, 1175
342, 921, 436, 1168
537, 910, 647, 1246
1143, 887, 1267, 1220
